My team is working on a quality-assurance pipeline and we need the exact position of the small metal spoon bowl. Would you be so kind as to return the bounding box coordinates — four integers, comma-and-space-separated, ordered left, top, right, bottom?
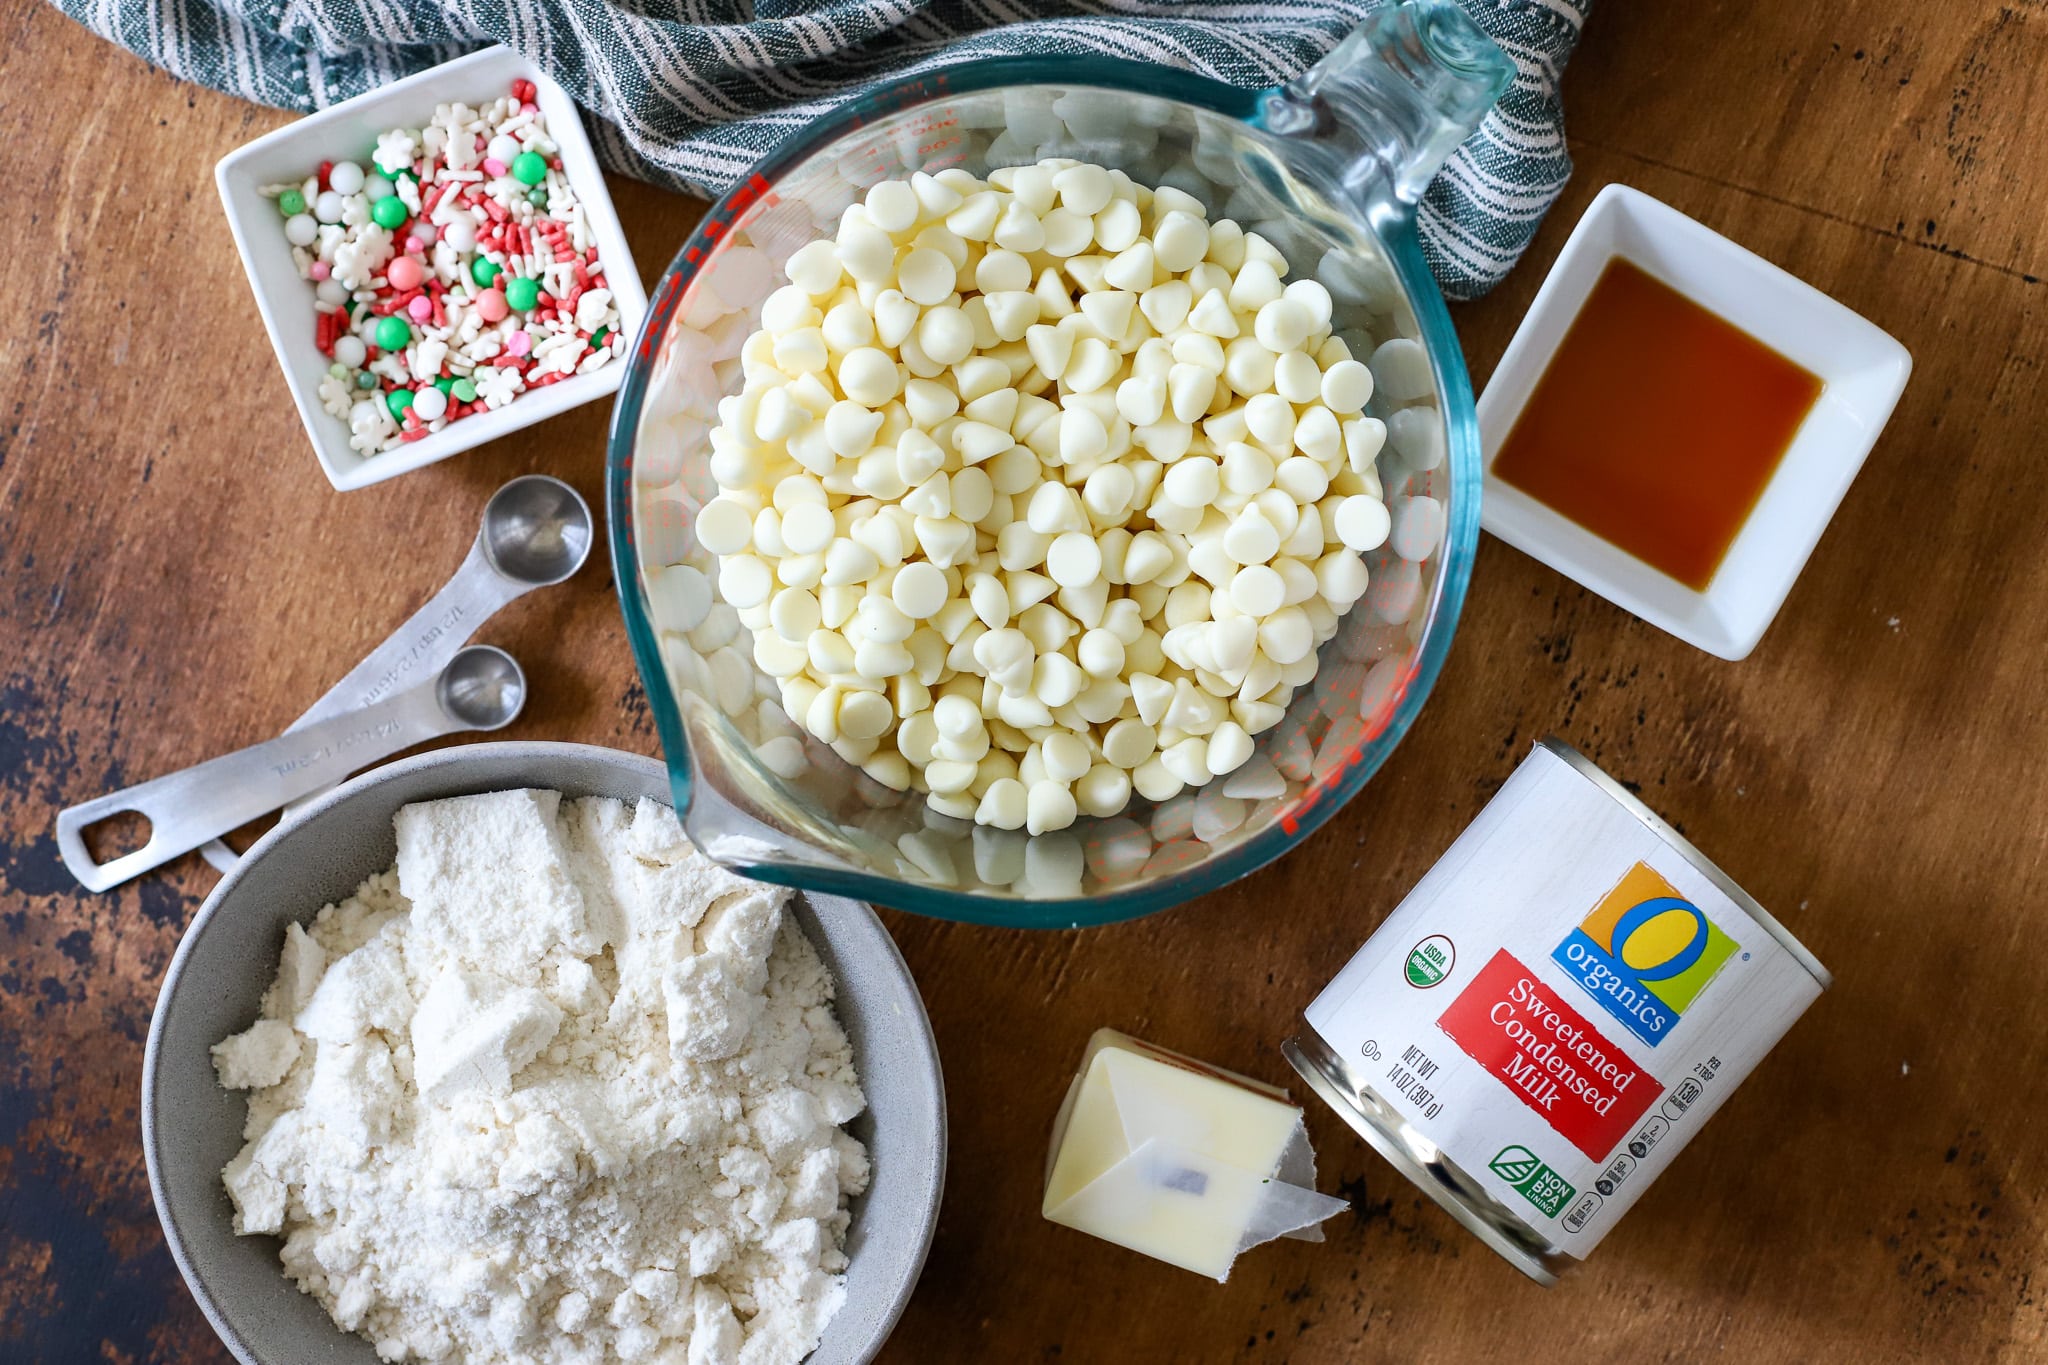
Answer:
481, 475, 594, 586
437, 646, 527, 730
58, 645, 531, 892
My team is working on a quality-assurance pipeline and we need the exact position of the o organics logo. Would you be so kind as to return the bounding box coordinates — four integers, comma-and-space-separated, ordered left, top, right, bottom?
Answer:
1552, 862, 1737, 1047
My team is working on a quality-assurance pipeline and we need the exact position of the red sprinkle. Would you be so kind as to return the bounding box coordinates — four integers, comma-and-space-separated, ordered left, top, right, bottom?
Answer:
317, 159, 333, 191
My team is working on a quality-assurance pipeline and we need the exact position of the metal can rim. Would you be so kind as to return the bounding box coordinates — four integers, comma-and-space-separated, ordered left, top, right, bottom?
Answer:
1284, 1032, 1569, 1286
1537, 736, 1832, 991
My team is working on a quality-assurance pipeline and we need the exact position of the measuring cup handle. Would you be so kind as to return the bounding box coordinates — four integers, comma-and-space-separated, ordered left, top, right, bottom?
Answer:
55, 687, 457, 894
1260, 0, 1512, 208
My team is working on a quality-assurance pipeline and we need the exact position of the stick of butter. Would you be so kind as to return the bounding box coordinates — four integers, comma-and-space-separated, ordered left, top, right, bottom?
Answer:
1042, 1029, 1348, 1281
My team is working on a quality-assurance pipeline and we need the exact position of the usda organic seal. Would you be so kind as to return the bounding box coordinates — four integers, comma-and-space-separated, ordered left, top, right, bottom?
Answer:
1405, 935, 1455, 987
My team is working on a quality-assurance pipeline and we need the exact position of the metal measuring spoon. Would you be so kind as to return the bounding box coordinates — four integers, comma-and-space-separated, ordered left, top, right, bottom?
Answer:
198, 474, 590, 872
57, 646, 527, 893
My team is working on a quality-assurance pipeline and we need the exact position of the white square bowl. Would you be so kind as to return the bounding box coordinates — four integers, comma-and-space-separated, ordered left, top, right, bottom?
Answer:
216, 46, 647, 491
1477, 184, 1911, 660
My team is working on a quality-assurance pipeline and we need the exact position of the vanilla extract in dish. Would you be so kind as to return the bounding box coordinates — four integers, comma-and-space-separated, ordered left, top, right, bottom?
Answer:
1490, 257, 1823, 592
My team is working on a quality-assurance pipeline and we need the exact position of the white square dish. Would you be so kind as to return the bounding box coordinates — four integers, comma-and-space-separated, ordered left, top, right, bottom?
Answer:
215, 46, 646, 492
1477, 183, 1911, 660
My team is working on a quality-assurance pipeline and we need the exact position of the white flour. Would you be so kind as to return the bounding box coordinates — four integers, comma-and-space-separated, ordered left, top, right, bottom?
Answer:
215, 790, 869, 1365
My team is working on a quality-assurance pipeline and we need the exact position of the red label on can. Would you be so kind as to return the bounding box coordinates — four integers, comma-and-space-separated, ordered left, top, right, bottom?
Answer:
1436, 950, 1661, 1161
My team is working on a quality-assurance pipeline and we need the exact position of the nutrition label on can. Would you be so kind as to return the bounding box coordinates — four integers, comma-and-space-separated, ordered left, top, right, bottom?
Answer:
1302, 746, 1826, 1257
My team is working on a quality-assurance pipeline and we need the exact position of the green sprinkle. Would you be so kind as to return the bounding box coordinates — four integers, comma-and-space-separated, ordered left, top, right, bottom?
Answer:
371, 196, 408, 230
357, 372, 377, 389
526, 187, 549, 207
434, 376, 455, 394
471, 257, 501, 287
373, 315, 412, 351
589, 327, 608, 350
328, 362, 349, 380
278, 188, 306, 216
505, 277, 541, 312
510, 151, 548, 186
452, 378, 478, 403
386, 388, 415, 419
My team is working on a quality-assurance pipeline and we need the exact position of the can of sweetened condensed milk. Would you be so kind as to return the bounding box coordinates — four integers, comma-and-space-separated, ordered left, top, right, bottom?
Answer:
1284, 738, 1829, 1283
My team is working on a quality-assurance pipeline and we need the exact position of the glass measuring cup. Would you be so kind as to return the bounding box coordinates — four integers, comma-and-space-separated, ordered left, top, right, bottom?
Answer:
608, 0, 1512, 927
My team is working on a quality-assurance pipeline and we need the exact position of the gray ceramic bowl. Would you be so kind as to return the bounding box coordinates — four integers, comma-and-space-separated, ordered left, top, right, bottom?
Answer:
144, 741, 945, 1365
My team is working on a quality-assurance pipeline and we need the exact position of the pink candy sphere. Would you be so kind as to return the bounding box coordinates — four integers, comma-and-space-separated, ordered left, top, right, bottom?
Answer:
475, 288, 509, 323
407, 295, 433, 321
386, 256, 424, 291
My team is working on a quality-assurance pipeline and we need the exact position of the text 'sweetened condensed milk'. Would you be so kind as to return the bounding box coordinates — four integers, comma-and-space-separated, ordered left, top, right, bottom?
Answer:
1284, 738, 1829, 1284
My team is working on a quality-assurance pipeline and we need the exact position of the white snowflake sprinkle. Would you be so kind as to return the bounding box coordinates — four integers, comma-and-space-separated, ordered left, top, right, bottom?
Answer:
318, 375, 354, 418
372, 128, 417, 176
473, 366, 524, 409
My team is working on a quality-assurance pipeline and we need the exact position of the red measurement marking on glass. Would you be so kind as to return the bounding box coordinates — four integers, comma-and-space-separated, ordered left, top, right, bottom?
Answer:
638, 272, 683, 363
681, 173, 779, 269
1277, 661, 1417, 837
652, 171, 782, 361
639, 496, 690, 538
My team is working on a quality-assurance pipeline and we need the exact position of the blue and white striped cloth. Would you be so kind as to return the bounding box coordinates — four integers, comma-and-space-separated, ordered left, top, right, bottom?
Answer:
50, 0, 1589, 299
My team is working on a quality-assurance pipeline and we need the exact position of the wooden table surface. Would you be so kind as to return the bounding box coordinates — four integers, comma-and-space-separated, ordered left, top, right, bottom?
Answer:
5, 1, 2046, 1360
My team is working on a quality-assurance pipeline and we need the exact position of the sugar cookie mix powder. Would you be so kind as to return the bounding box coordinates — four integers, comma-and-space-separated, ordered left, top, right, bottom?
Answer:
694, 160, 1391, 835
214, 790, 869, 1364
262, 82, 623, 456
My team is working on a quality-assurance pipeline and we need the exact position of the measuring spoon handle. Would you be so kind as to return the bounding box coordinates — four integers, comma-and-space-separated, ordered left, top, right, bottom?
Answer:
60, 674, 470, 893
195, 538, 525, 874
292, 536, 529, 730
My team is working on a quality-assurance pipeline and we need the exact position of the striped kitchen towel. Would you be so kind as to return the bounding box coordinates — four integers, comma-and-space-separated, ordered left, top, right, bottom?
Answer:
49, 0, 1590, 299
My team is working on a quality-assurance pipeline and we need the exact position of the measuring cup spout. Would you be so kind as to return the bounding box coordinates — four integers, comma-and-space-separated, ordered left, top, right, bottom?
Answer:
1259, 0, 1512, 212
